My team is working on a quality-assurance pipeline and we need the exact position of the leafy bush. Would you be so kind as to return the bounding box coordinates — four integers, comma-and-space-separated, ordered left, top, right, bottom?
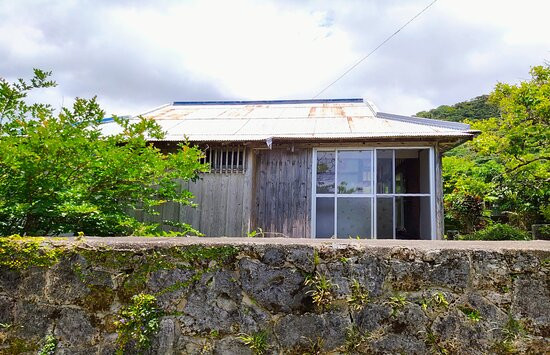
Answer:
459, 223, 531, 241
445, 193, 488, 233
114, 293, 162, 352
0, 69, 207, 236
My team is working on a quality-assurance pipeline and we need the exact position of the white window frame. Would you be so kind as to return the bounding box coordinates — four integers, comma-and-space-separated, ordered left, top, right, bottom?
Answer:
311, 146, 436, 240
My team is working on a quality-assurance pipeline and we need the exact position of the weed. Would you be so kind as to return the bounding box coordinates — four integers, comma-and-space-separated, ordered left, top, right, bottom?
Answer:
459, 305, 482, 322
491, 340, 517, 354
238, 331, 269, 355
38, 335, 57, 355
301, 337, 325, 355
343, 325, 369, 353
305, 272, 338, 312
432, 292, 449, 309
209, 329, 220, 339
385, 293, 409, 316
114, 293, 162, 353
340, 256, 350, 264
247, 228, 264, 238
421, 328, 449, 355
502, 314, 525, 341
347, 278, 369, 311
313, 250, 321, 266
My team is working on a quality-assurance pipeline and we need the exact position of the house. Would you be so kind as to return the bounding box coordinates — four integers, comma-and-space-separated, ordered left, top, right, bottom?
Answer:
102, 98, 477, 239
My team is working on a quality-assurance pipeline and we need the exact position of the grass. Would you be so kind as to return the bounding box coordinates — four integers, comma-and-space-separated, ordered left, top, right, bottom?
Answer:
237, 331, 269, 355
304, 272, 338, 312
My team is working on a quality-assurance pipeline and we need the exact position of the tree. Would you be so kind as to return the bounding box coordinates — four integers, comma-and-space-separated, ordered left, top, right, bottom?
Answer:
0, 69, 207, 236
416, 95, 499, 122
440, 64, 549, 232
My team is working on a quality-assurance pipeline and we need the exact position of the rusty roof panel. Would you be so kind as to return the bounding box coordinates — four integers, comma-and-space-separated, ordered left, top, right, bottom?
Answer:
100, 98, 474, 142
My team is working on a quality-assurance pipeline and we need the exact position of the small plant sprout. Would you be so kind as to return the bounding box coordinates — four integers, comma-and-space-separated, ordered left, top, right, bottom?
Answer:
304, 272, 338, 312
385, 293, 410, 316
347, 278, 369, 311
502, 314, 525, 341
247, 228, 264, 238
312, 250, 321, 266
237, 331, 269, 355
302, 337, 325, 355
432, 291, 449, 309
343, 325, 369, 353
459, 305, 482, 322
38, 335, 57, 355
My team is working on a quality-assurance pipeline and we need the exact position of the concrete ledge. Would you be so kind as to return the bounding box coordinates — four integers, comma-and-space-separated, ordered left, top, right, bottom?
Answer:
48, 236, 550, 252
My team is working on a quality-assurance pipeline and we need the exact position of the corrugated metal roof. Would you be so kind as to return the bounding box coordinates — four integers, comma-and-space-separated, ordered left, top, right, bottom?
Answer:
100, 98, 476, 142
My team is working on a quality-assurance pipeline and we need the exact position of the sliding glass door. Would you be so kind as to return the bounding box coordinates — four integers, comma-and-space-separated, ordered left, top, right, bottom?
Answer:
313, 148, 434, 239
315, 150, 373, 238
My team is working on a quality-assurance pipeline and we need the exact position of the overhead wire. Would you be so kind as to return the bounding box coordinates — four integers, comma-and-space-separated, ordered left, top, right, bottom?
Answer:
312, 0, 440, 99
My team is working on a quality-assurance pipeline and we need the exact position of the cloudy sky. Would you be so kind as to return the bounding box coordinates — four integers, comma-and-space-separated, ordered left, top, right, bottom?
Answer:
1, 0, 549, 116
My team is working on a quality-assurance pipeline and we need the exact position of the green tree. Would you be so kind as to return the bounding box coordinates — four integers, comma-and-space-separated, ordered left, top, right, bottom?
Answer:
441, 64, 549, 232
416, 95, 499, 122
0, 69, 207, 236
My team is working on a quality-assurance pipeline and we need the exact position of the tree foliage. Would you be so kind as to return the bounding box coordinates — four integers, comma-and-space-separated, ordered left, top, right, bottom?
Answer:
437, 64, 549, 233
416, 95, 500, 122
0, 69, 207, 236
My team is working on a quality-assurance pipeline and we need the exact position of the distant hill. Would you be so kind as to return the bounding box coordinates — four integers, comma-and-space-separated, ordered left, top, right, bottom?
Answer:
415, 95, 499, 122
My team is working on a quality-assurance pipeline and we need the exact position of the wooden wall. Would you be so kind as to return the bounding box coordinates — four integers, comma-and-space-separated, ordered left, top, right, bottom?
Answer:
137, 142, 445, 239
252, 148, 312, 238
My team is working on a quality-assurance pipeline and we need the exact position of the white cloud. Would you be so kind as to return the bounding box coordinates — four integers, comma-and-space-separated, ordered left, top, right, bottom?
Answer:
1, 0, 549, 116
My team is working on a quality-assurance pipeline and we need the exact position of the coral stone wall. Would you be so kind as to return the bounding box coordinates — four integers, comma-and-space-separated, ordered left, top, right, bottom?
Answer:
0, 238, 549, 354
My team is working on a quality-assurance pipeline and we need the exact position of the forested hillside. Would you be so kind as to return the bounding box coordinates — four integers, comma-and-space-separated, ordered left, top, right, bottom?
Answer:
416, 95, 499, 122
417, 66, 549, 240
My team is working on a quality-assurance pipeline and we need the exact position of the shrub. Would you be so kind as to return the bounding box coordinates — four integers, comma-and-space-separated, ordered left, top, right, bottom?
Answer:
114, 293, 162, 352
459, 223, 531, 241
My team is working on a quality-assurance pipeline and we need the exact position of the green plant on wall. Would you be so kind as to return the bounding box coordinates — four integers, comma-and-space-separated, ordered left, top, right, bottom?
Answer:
385, 293, 409, 317
459, 305, 482, 322
0, 235, 63, 269
237, 331, 269, 355
38, 335, 57, 355
246, 228, 264, 238
347, 278, 369, 311
342, 325, 370, 353
304, 272, 338, 312
114, 293, 162, 353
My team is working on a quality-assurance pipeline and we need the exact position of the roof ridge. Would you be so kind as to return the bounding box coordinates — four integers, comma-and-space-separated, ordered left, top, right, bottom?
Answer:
172, 98, 364, 106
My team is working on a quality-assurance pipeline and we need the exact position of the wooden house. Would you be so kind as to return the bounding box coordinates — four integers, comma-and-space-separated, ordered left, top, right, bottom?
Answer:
102, 98, 477, 239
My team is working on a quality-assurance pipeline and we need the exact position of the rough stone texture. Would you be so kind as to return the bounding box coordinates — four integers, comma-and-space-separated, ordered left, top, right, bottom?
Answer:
0, 237, 548, 354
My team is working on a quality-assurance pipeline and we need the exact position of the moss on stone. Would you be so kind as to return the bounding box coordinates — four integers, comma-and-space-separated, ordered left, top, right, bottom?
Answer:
0, 236, 65, 270
82, 285, 115, 312
0, 337, 39, 354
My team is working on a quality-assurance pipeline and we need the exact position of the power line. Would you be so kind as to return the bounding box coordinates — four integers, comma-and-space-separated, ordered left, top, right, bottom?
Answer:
312, 0, 439, 99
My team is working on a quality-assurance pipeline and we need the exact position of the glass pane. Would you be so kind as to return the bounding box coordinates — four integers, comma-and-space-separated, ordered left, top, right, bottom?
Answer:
395, 196, 431, 240
395, 149, 430, 194
376, 197, 393, 239
316, 151, 335, 193
376, 149, 393, 194
337, 150, 372, 194
315, 197, 334, 238
337, 197, 372, 238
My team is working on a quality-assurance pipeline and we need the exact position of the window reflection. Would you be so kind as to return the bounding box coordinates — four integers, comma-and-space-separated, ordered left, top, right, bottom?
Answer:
316, 151, 335, 193
337, 150, 372, 194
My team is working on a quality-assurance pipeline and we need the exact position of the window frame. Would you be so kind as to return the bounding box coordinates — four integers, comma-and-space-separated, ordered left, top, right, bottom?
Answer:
311, 146, 436, 240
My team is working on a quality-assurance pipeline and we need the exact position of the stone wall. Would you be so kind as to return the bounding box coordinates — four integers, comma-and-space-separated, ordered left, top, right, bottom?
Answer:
0, 237, 548, 354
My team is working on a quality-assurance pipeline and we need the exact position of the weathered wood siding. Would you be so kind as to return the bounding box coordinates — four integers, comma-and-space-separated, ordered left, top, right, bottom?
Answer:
253, 148, 312, 238
179, 174, 246, 236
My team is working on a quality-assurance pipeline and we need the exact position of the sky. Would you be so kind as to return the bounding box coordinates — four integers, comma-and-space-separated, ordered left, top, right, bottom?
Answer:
1, 0, 549, 116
